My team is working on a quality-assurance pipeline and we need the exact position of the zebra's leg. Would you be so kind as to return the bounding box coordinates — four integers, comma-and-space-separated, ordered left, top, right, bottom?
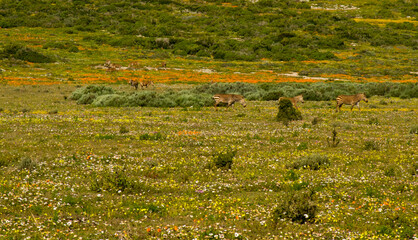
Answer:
214, 102, 219, 111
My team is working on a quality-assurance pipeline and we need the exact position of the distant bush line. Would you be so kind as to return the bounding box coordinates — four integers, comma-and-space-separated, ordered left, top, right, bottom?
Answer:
70, 85, 213, 108
70, 82, 417, 108
194, 82, 418, 101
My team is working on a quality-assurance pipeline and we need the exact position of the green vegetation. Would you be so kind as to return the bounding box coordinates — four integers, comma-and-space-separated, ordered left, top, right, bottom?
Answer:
0, 0, 417, 62
286, 154, 330, 170
0, 43, 54, 63
211, 147, 237, 170
69, 82, 418, 108
276, 98, 303, 124
272, 189, 317, 224
0, 85, 416, 239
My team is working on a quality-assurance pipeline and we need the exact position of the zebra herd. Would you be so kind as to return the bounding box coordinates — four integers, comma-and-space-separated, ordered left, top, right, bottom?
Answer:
127, 80, 368, 112
210, 93, 368, 112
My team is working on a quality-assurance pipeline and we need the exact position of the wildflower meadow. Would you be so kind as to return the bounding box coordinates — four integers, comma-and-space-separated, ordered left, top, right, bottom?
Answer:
0, 83, 416, 239
0, 3, 417, 238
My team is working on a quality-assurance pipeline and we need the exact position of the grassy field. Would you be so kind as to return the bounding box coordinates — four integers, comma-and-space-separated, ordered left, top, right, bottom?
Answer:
0, 84, 416, 239
0, 1, 417, 238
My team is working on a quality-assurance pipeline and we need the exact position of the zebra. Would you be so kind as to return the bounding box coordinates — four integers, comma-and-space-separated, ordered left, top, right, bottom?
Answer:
335, 93, 368, 112
139, 80, 154, 89
278, 95, 304, 110
212, 94, 247, 110
129, 79, 139, 90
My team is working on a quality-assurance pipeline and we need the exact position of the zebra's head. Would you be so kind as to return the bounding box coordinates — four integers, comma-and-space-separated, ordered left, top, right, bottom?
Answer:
360, 93, 368, 103
294, 95, 304, 103
240, 98, 247, 107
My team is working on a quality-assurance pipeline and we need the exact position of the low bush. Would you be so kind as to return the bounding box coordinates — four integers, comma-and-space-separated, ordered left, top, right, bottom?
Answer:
70, 85, 115, 104
276, 99, 302, 123
92, 94, 129, 107
272, 189, 317, 224
410, 161, 418, 176
0, 44, 54, 63
364, 140, 380, 151
287, 154, 330, 170
90, 168, 140, 193
211, 147, 237, 170
409, 125, 418, 134
71, 83, 417, 108
139, 132, 166, 141
71, 85, 213, 108
19, 157, 37, 171
119, 126, 129, 134
327, 128, 341, 147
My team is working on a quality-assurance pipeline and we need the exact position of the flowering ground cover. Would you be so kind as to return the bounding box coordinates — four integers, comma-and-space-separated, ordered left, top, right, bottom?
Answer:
1, 27, 417, 87
0, 84, 416, 239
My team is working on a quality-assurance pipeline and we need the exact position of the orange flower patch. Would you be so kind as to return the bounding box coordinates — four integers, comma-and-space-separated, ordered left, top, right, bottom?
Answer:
178, 130, 200, 136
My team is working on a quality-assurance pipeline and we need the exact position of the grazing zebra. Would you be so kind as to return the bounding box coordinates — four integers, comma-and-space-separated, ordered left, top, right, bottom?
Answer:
278, 95, 304, 110
129, 62, 141, 69
129, 79, 139, 90
336, 93, 368, 112
212, 94, 247, 110
139, 80, 154, 89
104, 60, 121, 72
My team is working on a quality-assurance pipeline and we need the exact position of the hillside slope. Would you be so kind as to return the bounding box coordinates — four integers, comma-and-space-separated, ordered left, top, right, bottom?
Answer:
0, 0, 417, 61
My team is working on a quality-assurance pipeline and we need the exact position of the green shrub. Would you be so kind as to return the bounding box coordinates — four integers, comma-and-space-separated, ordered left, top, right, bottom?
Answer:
0, 158, 8, 167
284, 170, 299, 181
287, 154, 330, 170
119, 126, 129, 134
90, 168, 141, 193
276, 99, 302, 123
19, 157, 37, 171
272, 189, 317, 224
327, 128, 341, 147
70, 85, 115, 101
70, 85, 115, 104
212, 147, 237, 170
311, 117, 321, 125
92, 94, 129, 107
296, 142, 308, 150
384, 164, 400, 177
127, 91, 157, 107
410, 161, 418, 176
175, 92, 212, 108
410, 125, 418, 134
364, 140, 380, 150
139, 132, 166, 141
369, 117, 380, 125
1, 44, 54, 63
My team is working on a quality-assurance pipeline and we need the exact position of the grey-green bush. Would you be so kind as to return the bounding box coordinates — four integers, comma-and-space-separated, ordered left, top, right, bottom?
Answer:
272, 189, 317, 224
287, 154, 330, 170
